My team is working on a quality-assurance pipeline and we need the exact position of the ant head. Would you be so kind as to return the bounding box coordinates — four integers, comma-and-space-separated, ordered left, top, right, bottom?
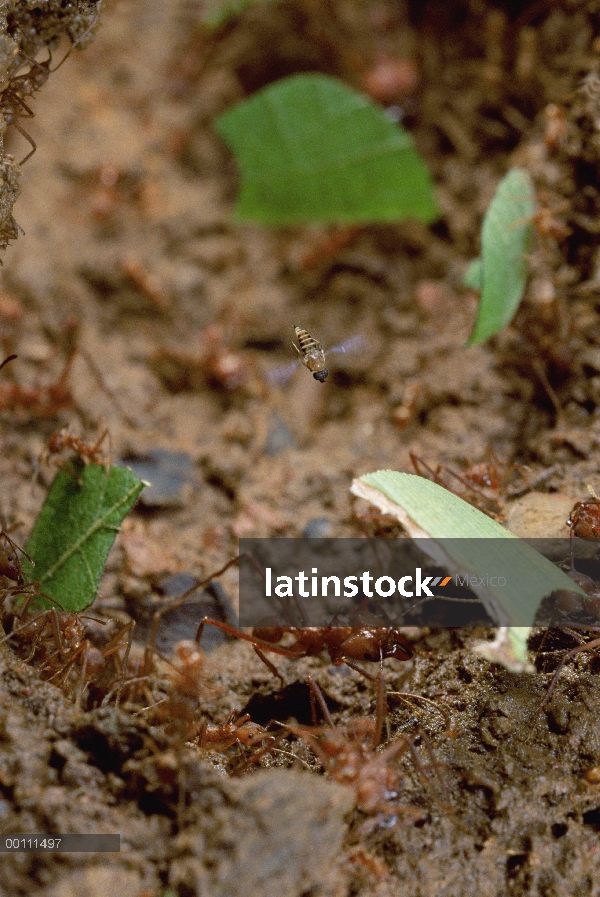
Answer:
0, 550, 22, 583
387, 631, 413, 661
313, 369, 329, 383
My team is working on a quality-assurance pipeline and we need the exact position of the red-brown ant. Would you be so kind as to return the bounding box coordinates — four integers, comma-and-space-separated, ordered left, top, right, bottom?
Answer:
142, 553, 413, 685
0, 607, 135, 705
194, 711, 271, 753
45, 427, 109, 463
568, 488, 600, 541
151, 326, 261, 396
1, 7, 101, 164
149, 639, 212, 743
136, 638, 274, 813
195, 619, 414, 685
285, 673, 446, 832
0, 514, 31, 587
39, 426, 110, 480
409, 450, 530, 520
0, 327, 134, 423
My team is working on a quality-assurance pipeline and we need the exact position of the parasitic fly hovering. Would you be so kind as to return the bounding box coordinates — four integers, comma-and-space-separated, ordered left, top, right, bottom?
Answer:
266, 326, 364, 386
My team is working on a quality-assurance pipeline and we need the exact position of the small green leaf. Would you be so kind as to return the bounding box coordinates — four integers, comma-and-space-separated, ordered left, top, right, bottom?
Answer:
215, 73, 439, 225
469, 168, 535, 345
23, 463, 144, 612
463, 257, 482, 291
350, 470, 585, 626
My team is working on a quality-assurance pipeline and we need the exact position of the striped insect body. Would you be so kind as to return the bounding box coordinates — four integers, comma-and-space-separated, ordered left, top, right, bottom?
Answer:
292, 326, 329, 382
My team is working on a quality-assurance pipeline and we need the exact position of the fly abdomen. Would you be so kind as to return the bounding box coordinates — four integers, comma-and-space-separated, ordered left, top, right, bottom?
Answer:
293, 326, 328, 382
295, 327, 319, 355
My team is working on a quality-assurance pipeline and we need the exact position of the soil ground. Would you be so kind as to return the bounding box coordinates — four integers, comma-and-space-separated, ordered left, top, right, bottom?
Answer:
1, 1, 600, 895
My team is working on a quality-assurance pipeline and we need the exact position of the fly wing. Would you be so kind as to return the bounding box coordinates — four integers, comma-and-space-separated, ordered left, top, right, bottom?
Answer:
266, 335, 365, 386
327, 334, 366, 356
265, 359, 301, 387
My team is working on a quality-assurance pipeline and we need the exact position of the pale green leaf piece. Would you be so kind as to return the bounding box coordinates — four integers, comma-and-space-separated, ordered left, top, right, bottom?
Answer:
472, 627, 534, 673
350, 470, 584, 627
469, 168, 535, 345
215, 73, 439, 225
23, 463, 144, 612
463, 257, 482, 291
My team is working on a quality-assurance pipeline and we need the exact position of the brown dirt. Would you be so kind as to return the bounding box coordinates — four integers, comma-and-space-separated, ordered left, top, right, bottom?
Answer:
1, 0, 600, 895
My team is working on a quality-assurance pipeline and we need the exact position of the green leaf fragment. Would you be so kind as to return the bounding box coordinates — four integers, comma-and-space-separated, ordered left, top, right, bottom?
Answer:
469, 168, 535, 345
215, 73, 439, 225
463, 257, 482, 291
351, 470, 585, 627
472, 627, 534, 673
23, 463, 144, 612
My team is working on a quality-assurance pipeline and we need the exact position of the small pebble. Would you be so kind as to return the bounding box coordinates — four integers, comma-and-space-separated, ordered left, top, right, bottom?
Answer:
302, 518, 331, 538
263, 413, 296, 456
122, 449, 194, 508
136, 575, 238, 654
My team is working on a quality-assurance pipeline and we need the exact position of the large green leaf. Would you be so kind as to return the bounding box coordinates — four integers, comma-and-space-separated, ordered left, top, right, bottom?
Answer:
23, 463, 144, 611
469, 168, 535, 345
350, 470, 584, 629
215, 73, 439, 225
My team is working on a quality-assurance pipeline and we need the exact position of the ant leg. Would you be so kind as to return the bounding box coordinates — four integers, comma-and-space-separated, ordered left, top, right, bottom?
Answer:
101, 674, 153, 709
307, 677, 335, 726
195, 718, 208, 748
230, 730, 283, 776
387, 692, 451, 732
145, 555, 243, 672
410, 452, 441, 482
253, 647, 284, 686
75, 647, 92, 709
95, 619, 135, 701
13, 121, 37, 164
334, 656, 378, 683
417, 730, 452, 810
373, 669, 387, 748
75, 345, 137, 427
540, 636, 600, 709
195, 618, 303, 659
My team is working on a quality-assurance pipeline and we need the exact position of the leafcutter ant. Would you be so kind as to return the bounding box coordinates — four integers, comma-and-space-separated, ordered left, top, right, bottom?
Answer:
409, 450, 530, 520
0, 325, 134, 424
196, 618, 413, 685
566, 487, 600, 567
142, 552, 413, 684
0, 514, 31, 587
285, 673, 447, 833
0, 606, 135, 705
152, 326, 261, 396
194, 711, 272, 753
568, 487, 600, 540
38, 426, 111, 482
143, 554, 413, 688
1, 5, 101, 164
